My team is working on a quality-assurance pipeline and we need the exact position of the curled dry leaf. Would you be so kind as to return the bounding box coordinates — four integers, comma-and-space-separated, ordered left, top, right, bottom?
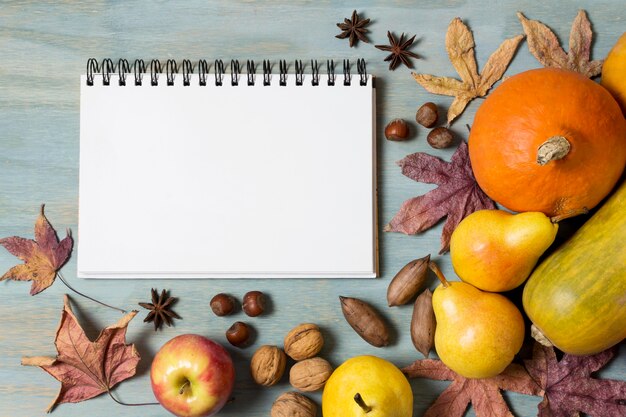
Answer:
387, 254, 431, 306
385, 141, 496, 254
524, 342, 626, 417
339, 296, 390, 347
402, 358, 542, 417
21, 295, 139, 412
0, 205, 73, 295
412, 18, 524, 124
518, 10, 603, 77
410, 288, 436, 358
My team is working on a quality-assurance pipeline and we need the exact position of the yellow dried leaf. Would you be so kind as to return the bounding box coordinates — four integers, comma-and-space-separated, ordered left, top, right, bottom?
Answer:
412, 18, 524, 125
446, 18, 480, 89
517, 10, 603, 77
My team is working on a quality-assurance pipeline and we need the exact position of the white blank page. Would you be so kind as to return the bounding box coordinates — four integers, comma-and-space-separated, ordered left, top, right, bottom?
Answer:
78, 73, 376, 278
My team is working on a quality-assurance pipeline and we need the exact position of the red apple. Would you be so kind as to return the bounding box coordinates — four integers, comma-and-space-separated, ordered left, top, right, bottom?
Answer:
151, 334, 235, 417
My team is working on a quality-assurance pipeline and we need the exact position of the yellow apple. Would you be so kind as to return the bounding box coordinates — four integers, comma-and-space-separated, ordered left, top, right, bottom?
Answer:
322, 355, 412, 417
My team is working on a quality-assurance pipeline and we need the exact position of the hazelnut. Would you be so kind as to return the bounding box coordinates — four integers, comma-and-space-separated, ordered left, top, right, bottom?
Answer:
250, 345, 286, 386
384, 119, 410, 141
284, 323, 324, 360
243, 291, 266, 317
427, 127, 455, 149
271, 392, 317, 417
289, 357, 333, 392
226, 321, 251, 347
416, 102, 439, 128
210, 293, 236, 316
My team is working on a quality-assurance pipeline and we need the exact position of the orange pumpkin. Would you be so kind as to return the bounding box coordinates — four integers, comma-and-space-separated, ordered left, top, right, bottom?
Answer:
469, 68, 626, 216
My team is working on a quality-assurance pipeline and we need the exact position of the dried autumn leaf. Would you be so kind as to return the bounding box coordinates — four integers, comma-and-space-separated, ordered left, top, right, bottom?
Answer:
385, 141, 496, 254
402, 358, 542, 417
524, 342, 626, 417
22, 295, 140, 412
0, 205, 73, 295
413, 18, 524, 124
518, 10, 603, 77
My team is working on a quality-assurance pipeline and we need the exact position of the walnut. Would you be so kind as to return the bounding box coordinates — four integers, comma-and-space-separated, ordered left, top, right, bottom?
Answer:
284, 323, 324, 361
289, 357, 333, 392
250, 345, 286, 386
270, 392, 317, 417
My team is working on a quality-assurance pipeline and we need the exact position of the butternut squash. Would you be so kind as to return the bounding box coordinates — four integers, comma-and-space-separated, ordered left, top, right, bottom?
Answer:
522, 180, 626, 355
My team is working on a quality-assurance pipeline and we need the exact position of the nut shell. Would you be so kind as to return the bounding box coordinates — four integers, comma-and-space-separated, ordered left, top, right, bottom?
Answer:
250, 345, 286, 386
271, 392, 317, 417
384, 119, 410, 141
284, 323, 324, 360
289, 357, 333, 392
427, 127, 454, 149
416, 102, 439, 128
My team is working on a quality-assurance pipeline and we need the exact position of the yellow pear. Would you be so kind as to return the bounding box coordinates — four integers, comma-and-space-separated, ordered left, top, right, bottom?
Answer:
450, 209, 558, 292
430, 262, 524, 379
322, 355, 412, 417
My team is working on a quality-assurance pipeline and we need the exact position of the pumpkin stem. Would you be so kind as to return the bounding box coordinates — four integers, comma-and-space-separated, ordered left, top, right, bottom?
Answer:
550, 207, 589, 223
537, 136, 571, 166
531, 324, 554, 347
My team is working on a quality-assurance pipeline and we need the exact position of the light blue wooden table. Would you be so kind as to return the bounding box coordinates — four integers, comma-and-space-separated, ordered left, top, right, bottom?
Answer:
1, 1, 624, 416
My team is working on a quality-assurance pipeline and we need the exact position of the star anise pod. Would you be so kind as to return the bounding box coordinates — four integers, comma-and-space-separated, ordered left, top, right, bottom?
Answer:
375, 31, 420, 70
138, 288, 181, 331
336, 10, 371, 47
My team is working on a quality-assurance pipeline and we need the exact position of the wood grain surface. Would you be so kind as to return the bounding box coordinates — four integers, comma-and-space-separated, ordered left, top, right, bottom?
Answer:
0, 1, 624, 416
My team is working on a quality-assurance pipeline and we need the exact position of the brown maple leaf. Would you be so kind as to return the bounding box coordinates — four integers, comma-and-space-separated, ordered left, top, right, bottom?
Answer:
0, 205, 73, 295
412, 18, 524, 124
22, 295, 140, 412
518, 10, 603, 78
384, 141, 496, 254
402, 358, 542, 417
524, 342, 626, 417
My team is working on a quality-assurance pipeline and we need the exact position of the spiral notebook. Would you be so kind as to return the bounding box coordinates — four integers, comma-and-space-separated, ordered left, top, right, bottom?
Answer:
78, 58, 377, 278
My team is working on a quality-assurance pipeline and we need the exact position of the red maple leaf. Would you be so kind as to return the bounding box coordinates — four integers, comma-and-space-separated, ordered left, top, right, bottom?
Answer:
402, 358, 542, 417
0, 205, 73, 295
524, 342, 626, 417
22, 295, 140, 412
385, 141, 495, 253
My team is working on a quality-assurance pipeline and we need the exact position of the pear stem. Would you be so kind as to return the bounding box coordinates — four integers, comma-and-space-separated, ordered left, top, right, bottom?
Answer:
429, 261, 449, 288
550, 207, 589, 223
354, 393, 372, 413
179, 380, 191, 395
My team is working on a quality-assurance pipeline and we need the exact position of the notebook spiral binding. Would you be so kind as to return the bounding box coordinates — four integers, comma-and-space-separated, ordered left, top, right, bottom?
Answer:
86, 58, 368, 87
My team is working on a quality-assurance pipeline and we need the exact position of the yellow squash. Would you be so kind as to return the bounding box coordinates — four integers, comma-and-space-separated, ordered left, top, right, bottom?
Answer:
523, 180, 626, 355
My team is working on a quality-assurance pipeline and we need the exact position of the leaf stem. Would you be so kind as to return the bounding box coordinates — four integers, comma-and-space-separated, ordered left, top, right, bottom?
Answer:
57, 272, 127, 314
107, 390, 159, 407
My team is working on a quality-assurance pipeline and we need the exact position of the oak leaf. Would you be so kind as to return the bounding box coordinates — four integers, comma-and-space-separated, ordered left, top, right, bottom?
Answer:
22, 295, 140, 412
0, 205, 73, 295
402, 358, 542, 417
518, 10, 603, 78
524, 342, 626, 417
412, 18, 524, 124
384, 141, 496, 254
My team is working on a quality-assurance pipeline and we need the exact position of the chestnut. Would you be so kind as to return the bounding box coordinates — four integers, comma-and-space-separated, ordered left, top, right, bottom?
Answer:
210, 293, 236, 316
226, 321, 251, 347
243, 291, 266, 317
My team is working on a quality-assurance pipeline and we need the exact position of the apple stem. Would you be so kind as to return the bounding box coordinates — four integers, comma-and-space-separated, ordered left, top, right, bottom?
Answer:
550, 207, 589, 223
106, 390, 159, 407
57, 272, 127, 314
354, 393, 372, 413
179, 380, 191, 395
429, 261, 449, 288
